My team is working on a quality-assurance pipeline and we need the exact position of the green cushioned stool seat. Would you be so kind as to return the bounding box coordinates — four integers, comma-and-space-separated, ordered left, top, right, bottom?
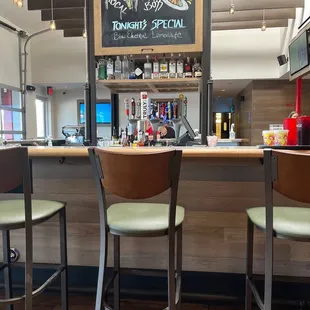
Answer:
107, 203, 185, 235
247, 207, 310, 240
0, 200, 66, 230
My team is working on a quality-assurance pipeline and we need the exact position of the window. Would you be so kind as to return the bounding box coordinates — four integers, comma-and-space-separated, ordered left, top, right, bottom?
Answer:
0, 87, 24, 141
35, 97, 47, 138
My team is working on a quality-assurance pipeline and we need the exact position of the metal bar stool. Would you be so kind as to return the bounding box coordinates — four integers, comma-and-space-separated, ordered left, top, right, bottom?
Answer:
0, 147, 68, 310
246, 149, 310, 310
89, 148, 184, 310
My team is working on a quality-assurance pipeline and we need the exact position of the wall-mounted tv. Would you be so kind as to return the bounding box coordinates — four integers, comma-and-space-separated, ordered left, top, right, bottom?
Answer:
79, 102, 111, 124
289, 28, 310, 78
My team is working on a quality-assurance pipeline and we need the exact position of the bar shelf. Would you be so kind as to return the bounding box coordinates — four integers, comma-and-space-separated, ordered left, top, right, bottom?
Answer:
98, 78, 201, 93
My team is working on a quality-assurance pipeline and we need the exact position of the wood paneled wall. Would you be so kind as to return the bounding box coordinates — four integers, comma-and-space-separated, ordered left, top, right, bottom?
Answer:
1, 157, 310, 277
235, 82, 253, 144
237, 80, 310, 146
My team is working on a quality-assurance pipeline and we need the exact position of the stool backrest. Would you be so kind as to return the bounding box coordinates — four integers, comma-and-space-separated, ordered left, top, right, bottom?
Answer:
89, 148, 182, 200
269, 150, 310, 203
0, 147, 30, 194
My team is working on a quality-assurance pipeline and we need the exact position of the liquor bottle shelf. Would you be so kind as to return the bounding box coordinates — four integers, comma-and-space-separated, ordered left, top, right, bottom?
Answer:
98, 78, 201, 93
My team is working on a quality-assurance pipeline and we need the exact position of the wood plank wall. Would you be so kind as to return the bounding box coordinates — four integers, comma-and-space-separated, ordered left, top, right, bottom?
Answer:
236, 80, 310, 146
235, 82, 253, 144
1, 157, 310, 277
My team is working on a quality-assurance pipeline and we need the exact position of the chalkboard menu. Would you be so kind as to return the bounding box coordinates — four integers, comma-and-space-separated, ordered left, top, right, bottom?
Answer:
101, 0, 196, 48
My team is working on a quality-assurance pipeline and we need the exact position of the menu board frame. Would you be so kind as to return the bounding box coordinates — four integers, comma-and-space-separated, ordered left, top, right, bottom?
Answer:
94, 0, 203, 56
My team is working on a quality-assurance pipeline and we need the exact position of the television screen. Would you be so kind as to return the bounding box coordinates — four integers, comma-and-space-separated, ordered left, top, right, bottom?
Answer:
79, 102, 111, 124
289, 30, 310, 75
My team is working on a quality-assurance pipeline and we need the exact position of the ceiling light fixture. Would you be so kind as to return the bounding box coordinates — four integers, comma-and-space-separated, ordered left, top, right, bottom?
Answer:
229, 0, 235, 15
14, 0, 23, 8
83, 0, 87, 39
50, 0, 56, 30
261, 10, 267, 31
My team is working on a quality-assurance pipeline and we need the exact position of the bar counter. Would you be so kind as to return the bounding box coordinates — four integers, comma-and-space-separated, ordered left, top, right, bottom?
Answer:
2, 146, 310, 279
27, 146, 263, 158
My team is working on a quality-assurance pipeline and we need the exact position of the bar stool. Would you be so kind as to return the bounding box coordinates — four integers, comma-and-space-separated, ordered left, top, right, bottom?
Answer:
245, 149, 310, 310
88, 148, 184, 310
0, 147, 68, 310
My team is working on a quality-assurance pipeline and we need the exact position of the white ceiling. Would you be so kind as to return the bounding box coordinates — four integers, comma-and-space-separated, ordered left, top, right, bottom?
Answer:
0, 0, 304, 33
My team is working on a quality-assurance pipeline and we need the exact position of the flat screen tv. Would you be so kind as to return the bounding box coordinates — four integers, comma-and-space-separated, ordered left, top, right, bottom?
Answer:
289, 29, 310, 76
79, 102, 111, 124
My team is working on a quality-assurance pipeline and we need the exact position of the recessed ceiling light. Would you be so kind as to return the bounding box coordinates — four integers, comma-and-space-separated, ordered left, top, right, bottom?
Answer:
221, 89, 226, 92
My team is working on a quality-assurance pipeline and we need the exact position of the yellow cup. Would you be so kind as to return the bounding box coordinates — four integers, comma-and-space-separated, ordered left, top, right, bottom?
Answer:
262, 130, 275, 146
274, 130, 289, 146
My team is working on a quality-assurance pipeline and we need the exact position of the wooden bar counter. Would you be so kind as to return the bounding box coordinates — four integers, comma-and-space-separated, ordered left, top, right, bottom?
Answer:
2, 146, 310, 278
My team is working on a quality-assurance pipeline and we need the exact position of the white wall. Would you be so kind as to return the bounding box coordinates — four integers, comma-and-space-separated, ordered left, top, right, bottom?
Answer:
31, 31, 87, 84
0, 21, 20, 88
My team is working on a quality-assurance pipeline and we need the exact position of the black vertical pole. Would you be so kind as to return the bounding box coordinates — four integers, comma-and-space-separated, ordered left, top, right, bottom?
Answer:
86, 0, 97, 146
201, 0, 213, 145
111, 93, 119, 137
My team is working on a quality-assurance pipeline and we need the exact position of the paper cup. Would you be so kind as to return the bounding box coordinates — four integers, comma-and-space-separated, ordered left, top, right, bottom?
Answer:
274, 130, 289, 146
262, 130, 275, 146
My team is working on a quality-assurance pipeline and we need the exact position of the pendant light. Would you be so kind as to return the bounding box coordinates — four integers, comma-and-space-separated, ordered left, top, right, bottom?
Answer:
14, 0, 23, 8
82, 0, 87, 39
50, 0, 56, 30
261, 10, 267, 31
229, 0, 235, 15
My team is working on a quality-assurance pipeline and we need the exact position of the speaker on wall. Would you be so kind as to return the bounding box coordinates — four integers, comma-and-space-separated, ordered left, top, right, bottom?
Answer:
277, 55, 288, 66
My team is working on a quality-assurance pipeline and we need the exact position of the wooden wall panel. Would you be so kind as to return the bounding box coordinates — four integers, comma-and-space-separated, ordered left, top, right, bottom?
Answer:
1, 157, 310, 276
238, 80, 310, 146
235, 82, 253, 145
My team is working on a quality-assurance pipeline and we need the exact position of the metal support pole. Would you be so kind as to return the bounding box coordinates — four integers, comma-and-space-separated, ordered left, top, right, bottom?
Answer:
86, 0, 97, 146
200, 0, 213, 145
111, 93, 119, 137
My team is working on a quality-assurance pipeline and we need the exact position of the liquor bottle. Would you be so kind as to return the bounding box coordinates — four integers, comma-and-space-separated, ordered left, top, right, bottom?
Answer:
177, 53, 184, 79
129, 55, 136, 79
114, 56, 122, 79
159, 54, 168, 79
135, 62, 143, 79
98, 59, 107, 80
131, 98, 136, 118
153, 56, 160, 79
184, 57, 193, 78
107, 57, 114, 80
193, 57, 202, 78
122, 55, 129, 79
169, 53, 176, 79
144, 55, 152, 79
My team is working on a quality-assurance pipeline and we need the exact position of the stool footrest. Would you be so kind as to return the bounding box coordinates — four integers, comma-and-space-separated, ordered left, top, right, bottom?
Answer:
0, 265, 65, 305
247, 276, 264, 310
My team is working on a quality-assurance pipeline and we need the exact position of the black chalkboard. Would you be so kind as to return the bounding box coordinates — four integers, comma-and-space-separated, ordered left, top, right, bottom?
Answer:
101, 0, 196, 48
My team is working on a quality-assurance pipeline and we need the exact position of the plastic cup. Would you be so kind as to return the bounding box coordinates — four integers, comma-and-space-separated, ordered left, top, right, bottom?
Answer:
207, 135, 218, 147
283, 118, 297, 145
274, 130, 289, 146
262, 130, 275, 146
